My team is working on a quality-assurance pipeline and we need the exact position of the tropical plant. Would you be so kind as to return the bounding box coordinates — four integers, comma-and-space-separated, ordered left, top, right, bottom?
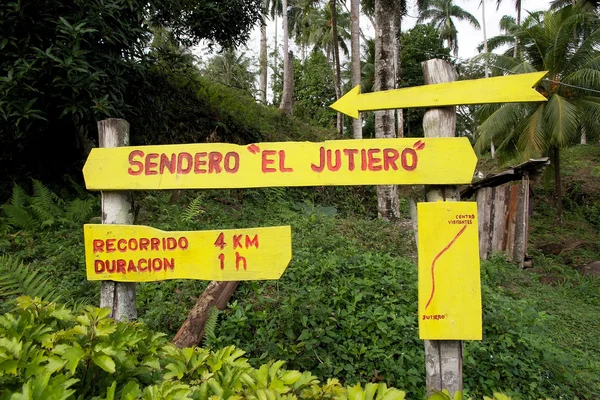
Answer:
0, 255, 59, 304
474, 4, 600, 219
200, 48, 258, 95
418, 0, 481, 56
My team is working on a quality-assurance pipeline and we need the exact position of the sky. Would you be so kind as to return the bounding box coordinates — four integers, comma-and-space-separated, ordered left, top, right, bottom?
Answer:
235, 0, 553, 60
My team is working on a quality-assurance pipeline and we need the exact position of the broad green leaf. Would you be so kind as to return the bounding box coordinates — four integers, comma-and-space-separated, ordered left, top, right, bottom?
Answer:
92, 354, 116, 373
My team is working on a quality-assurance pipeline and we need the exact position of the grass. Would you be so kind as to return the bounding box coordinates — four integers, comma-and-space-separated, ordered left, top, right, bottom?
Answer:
1, 144, 599, 399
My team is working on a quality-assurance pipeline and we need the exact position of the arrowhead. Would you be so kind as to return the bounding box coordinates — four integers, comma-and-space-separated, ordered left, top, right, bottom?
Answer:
330, 85, 361, 119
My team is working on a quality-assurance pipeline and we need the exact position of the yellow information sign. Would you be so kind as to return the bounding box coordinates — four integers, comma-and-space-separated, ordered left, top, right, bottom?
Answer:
84, 224, 291, 282
82, 138, 477, 190
417, 202, 482, 340
331, 71, 548, 118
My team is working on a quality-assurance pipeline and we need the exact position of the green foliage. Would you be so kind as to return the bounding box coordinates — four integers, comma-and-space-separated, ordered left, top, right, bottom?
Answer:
1, 181, 97, 230
399, 24, 452, 138
0, 0, 262, 190
293, 51, 337, 128
200, 48, 258, 95
0, 255, 59, 303
0, 296, 464, 400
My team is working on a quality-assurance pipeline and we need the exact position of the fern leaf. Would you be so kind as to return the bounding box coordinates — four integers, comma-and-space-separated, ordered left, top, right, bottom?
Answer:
182, 196, 205, 223
0, 255, 60, 302
9, 184, 30, 209
1, 204, 37, 230
203, 306, 220, 346
65, 198, 97, 224
30, 180, 64, 225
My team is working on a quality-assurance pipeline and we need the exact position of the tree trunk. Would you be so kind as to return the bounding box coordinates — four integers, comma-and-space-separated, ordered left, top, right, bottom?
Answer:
374, 0, 400, 222
259, 20, 268, 104
514, 2, 521, 58
279, 51, 294, 115
350, 0, 362, 139
394, 1, 403, 138
331, 0, 343, 135
273, 14, 278, 104
279, 0, 293, 115
552, 146, 563, 223
172, 281, 239, 348
482, 0, 489, 78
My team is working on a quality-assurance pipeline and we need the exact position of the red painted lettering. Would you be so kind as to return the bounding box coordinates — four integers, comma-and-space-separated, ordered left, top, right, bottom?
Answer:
93, 240, 104, 253
383, 148, 399, 171
194, 152, 207, 174
94, 260, 105, 273
166, 237, 177, 250
178, 237, 189, 250
277, 150, 293, 172
128, 150, 144, 175
117, 239, 127, 252
138, 238, 148, 251
150, 238, 160, 251
235, 252, 247, 270
138, 258, 147, 272
360, 149, 368, 171
145, 153, 159, 175
208, 152, 222, 173
343, 149, 358, 171
127, 260, 137, 273
177, 152, 193, 174
106, 239, 116, 253
117, 259, 126, 274
160, 153, 176, 174
152, 258, 162, 271
218, 253, 225, 270
246, 234, 259, 249
106, 260, 116, 273
214, 232, 226, 250
401, 148, 417, 171
163, 258, 175, 271
233, 234, 243, 249
262, 150, 277, 173
326, 149, 342, 171
224, 152, 240, 173
311, 147, 325, 172
367, 149, 382, 171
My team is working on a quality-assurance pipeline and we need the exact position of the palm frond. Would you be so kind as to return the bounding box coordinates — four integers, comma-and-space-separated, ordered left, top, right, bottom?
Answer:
544, 94, 581, 147
517, 105, 548, 159
474, 103, 528, 155
0, 255, 60, 302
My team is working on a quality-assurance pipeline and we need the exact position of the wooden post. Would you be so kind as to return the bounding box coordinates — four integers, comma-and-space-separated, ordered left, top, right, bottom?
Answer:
98, 118, 137, 321
421, 59, 462, 397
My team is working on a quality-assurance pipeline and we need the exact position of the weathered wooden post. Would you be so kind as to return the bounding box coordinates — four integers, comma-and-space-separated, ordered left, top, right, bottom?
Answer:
421, 59, 462, 396
98, 118, 137, 321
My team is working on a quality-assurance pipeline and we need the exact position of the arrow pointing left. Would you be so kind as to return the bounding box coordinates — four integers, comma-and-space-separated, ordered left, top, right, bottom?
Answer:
331, 71, 548, 119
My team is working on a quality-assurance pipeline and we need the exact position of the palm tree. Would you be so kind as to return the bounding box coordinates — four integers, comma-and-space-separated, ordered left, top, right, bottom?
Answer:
258, 0, 283, 104
279, 0, 293, 114
418, 0, 481, 56
494, 0, 522, 58
474, 5, 600, 220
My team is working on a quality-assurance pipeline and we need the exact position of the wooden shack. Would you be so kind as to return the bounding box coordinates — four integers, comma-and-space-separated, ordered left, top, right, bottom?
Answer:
461, 158, 549, 268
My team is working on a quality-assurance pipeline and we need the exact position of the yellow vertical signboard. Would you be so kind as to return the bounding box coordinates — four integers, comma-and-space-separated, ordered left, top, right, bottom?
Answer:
417, 202, 482, 340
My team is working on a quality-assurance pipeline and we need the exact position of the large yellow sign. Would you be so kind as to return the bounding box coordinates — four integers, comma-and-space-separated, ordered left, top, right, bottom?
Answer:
331, 71, 548, 118
417, 202, 482, 340
82, 138, 477, 190
84, 224, 291, 282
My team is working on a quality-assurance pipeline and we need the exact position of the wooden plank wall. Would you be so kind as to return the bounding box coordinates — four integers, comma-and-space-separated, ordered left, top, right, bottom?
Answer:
475, 177, 529, 267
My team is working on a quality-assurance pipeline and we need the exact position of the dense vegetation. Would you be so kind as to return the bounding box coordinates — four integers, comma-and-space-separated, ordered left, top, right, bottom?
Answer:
1, 143, 599, 399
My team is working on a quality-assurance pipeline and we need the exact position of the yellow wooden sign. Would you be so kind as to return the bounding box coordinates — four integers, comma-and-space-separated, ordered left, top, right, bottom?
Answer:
83, 224, 291, 282
417, 202, 482, 340
82, 138, 477, 190
331, 71, 548, 118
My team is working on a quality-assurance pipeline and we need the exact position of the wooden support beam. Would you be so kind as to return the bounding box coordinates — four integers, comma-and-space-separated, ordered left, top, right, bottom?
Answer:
98, 118, 137, 321
421, 59, 463, 397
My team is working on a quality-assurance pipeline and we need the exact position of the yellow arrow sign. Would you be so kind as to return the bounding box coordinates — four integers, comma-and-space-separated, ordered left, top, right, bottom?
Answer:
82, 138, 477, 190
418, 202, 481, 340
84, 224, 291, 282
331, 71, 548, 118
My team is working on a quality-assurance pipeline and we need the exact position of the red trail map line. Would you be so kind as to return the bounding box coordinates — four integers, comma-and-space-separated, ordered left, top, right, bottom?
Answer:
424, 225, 468, 310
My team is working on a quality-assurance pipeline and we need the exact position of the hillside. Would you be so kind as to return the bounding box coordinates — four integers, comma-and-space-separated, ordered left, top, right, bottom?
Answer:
1, 91, 599, 398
